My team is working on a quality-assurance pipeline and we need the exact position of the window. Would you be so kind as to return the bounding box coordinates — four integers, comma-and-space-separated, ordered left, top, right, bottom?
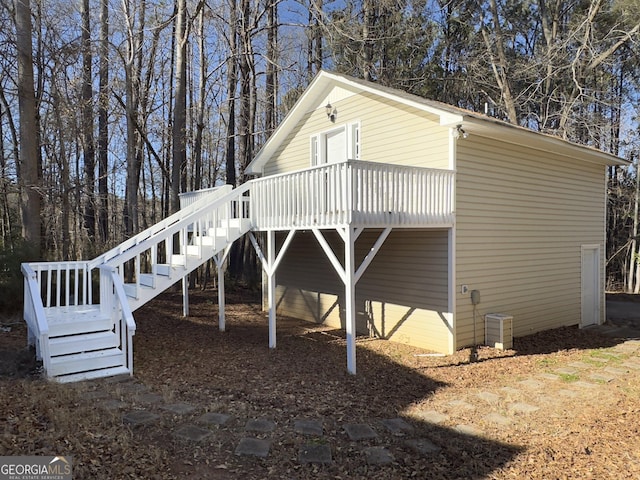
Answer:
310, 121, 360, 166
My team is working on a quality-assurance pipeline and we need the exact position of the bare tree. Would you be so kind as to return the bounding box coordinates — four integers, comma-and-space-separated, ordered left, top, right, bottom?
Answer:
15, 0, 41, 257
81, 0, 96, 241
97, 0, 109, 242
171, 0, 187, 213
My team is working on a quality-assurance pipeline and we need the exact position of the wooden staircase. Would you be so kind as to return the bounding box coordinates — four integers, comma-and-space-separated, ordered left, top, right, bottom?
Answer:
22, 184, 252, 382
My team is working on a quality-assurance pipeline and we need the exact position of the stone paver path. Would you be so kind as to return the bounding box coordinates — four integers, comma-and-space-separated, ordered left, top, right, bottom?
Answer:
81, 337, 640, 468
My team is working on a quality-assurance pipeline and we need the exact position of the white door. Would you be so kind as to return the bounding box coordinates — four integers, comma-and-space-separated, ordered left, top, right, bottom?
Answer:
581, 245, 600, 327
324, 128, 347, 164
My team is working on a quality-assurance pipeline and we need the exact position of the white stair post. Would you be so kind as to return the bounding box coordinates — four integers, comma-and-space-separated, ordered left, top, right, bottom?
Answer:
213, 246, 232, 332
345, 227, 357, 375
267, 230, 276, 349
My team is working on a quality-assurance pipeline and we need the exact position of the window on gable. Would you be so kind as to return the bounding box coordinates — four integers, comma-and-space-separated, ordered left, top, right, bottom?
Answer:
310, 121, 360, 166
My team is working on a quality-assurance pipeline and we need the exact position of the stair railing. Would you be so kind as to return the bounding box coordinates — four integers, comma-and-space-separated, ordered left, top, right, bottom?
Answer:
99, 265, 136, 374
98, 182, 252, 303
21, 263, 51, 373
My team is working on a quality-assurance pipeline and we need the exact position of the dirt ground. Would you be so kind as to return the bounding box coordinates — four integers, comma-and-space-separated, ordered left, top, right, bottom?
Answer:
1, 288, 640, 479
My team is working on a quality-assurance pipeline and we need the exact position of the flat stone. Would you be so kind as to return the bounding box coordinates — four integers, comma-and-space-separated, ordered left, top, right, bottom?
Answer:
245, 418, 276, 433
622, 361, 640, 370
298, 444, 332, 464
235, 438, 271, 457
103, 374, 133, 384
537, 373, 560, 381
568, 361, 591, 369
136, 393, 164, 405
558, 389, 578, 398
499, 387, 521, 397
344, 423, 378, 441
117, 382, 148, 393
81, 390, 110, 401
572, 381, 597, 389
198, 412, 232, 427
535, 394, 560, 406
477, 391, 500, 403
614, 341, 640, 353
173, 424, 212, 442
294, 418, 323, 436
589, 373, 615, 383
448, 399, 475, 410
415, 410, 448, 425
123, 410, 160, 426
588, 356, 610, 363
161, 403, 197, 415
100, 399, 128, 410
508, 402, 539, 414
364, 446, 394, 465
405, 438, 441, 454
518, 379, 544, 389
554, 368, 578, 376
484, 412, 512, 426
381, 418, 414, 436
454, 424, 482, 436
604, 367, 628, 376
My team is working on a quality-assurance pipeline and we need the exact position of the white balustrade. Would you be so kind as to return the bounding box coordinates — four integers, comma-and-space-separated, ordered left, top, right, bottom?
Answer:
250, 160, 454, 230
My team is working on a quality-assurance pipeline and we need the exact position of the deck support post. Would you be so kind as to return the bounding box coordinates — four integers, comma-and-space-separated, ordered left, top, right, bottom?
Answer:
182, 275, 189, 317
345, 227, 357, 374
312, 227, 392, 375
213, 245, 232, 332
249, 230, 297, 350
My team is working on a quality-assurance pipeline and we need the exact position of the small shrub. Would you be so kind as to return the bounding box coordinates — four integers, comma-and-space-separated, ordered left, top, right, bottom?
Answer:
0, 241, 38, 314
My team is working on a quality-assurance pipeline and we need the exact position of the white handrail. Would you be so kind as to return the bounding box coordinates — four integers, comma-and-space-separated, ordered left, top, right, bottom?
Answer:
88, 185, 234, 270
100, 265, 136, 374
102, 182, 251, 270
21, 263, 50, 371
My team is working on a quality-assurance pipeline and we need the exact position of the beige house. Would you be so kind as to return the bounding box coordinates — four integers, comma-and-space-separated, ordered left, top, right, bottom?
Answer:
22, 70, 627, 382
246, 70, 625, 361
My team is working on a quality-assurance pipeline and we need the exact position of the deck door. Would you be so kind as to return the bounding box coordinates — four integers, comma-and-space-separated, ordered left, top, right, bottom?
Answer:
310, 123, 360, 167
581, 245, 600, 327
324, 127, 348, 164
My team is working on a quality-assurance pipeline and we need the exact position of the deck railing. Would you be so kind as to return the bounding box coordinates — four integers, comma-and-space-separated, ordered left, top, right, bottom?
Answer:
250, 160, 455, 230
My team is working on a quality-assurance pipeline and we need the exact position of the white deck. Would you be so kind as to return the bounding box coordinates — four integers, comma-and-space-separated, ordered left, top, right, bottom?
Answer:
23, 161, 455, 381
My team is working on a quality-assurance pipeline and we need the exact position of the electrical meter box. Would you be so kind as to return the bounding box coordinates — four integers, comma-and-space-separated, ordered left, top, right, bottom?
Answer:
485, 313, 513, 350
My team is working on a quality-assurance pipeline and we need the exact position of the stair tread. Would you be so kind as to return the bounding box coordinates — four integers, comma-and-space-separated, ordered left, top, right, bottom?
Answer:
46, 305, 109, 325
50, 347, 123, 363
49, 330, 116, 344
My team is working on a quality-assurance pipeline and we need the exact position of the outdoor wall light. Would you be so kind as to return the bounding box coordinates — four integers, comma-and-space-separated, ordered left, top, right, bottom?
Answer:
455, 124, 468, 139
325, 102, 337, 122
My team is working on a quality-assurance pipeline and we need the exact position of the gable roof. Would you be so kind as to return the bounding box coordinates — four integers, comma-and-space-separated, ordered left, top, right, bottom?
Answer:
246, 70, 626, 175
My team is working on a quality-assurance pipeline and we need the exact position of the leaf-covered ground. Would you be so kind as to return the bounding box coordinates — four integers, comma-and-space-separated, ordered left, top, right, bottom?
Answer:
1, 287, 639, 479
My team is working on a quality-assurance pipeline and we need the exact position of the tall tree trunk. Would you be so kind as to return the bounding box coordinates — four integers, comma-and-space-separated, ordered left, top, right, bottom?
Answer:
0, 84, 19, 249
225, 0, 238, 187
15, 0, 41, 257
97, 0, 109, 242
362, 0, 375, 81
193, 5, 206, 190
122, 0, 145, 237
81, 0, 96, 241
480, 0, 518, 124
237, 0, 254, 183
171, 0, 188, 213
314, 0, 323, 73
265, 0, 277, 136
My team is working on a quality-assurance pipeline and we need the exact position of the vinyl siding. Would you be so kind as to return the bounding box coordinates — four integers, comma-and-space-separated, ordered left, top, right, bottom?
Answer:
263, 89, 450, 176
275, 229, 451, 352
454, 134, 606, 349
